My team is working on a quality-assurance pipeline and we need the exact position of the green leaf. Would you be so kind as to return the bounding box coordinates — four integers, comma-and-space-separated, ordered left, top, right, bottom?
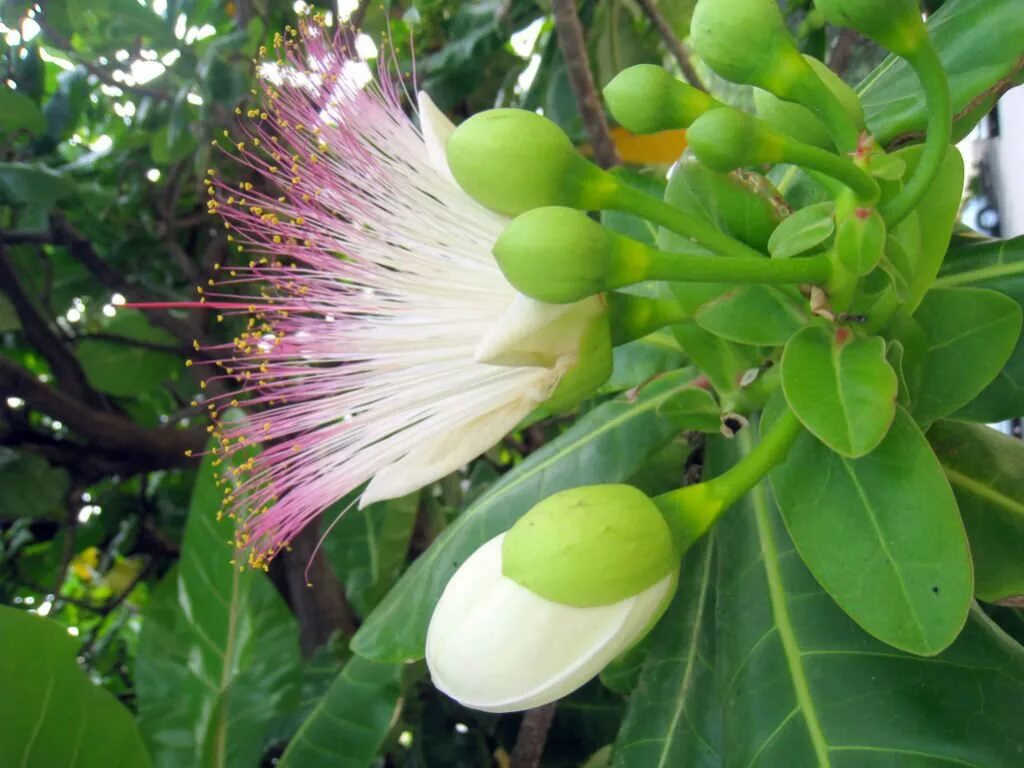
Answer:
656, 386, 721, 432
712, 433, 1024, 766
610, 537, 719, 768
0, 605, 152, 767
75, 310, 182, 397
909, 287, 1022, 426
695, 285, 807, 346
602, 332, 687, 393
929, 420, 1024, 604
321, 493, 419, 618
0, 162, 74, 207
767, 202, 834, 260
886, 145, 964, 312
859, 0, 1024, 145
136, 441, 301, 768
781, 326, 897, 457
937, 235, 1024, 421
0, 448, 69, 520
0, 85, 46, 136
669, 319, 763, 394
770, 407, 973, 655
277, 656, 403, 767
352, 370, 701, 662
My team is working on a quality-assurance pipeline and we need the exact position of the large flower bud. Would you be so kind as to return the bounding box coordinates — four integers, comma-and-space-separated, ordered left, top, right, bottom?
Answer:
603, 64, 723, 134
814, 0, 926, 57
425, 485, 678, 712
446, 109, 612, 216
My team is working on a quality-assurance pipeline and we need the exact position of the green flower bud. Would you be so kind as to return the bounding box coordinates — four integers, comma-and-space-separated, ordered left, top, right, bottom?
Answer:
685, 108, 786, 173
753, 57, 864, 149
814, 0, 927, 57
690, 0, 807, 96
446, 109, 613, 216
493, 207, 646, 303
502, 484, 678, 607
691, 0, 861, 150
603, 64, 722, 133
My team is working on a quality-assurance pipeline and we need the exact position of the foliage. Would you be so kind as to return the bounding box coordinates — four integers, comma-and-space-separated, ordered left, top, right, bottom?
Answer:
0, 0, 1022, 766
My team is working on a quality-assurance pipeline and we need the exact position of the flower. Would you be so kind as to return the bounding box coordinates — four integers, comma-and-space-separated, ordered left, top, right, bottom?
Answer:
426, 485, 678, 712
201, 19, 609, 566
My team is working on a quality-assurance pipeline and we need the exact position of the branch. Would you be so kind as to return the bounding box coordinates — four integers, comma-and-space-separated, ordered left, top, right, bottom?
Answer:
0, 356, 204, 470
510, 703, 558, 768
349, 0, 373, 31
0, 243, 106, 408
551, 0, 620, 169
827, 28, 859, 77
634, 0, 706, 91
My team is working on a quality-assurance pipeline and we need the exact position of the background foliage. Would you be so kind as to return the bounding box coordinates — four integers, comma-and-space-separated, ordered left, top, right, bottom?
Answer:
0, 0, 1021, 766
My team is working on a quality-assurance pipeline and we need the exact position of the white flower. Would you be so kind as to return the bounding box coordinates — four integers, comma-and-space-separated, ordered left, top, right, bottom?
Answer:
425, 533, 675, 713
206, 21, 608, 564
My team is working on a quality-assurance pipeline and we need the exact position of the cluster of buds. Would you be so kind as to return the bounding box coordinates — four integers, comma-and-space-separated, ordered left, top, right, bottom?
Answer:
202, 0, 956, 712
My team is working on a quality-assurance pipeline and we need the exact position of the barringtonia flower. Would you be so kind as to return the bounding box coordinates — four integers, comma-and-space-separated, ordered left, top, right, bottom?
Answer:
426, 485, 679, 712
200, 19, 610, 566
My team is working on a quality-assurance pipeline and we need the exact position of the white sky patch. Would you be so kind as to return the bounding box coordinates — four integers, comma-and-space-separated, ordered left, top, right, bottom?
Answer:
6, 397, 24, 409
355, 33, 378, 60
186, 92, 203, 105
103, 303, 117, 316
152, 0, 167, 14
131, 59, 165, 84
146, 168, 161, 182
510, 17, 544, 58
162, 49, 181, 66
111, 293, 126, 306
336, 0, 360, 21
89, 134, 113, 152
39, 47, 74, 71
516, 54, 542, 94
174, 14, 187, 40
21, 17, 40, 42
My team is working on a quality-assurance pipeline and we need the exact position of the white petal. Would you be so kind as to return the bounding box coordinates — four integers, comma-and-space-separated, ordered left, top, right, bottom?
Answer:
360, 385, 550, 507
417, 90, 458, 183
474, 294, 605, 367
425, 535, 676, 713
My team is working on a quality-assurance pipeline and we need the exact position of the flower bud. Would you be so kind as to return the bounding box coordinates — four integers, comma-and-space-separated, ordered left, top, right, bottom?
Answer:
425, 485, 678, 712
754, 56, 864, 149
446, 109, 613, 216
685, 108, 787, 173
502, 484, 677, 605
603, 64, 722, 133
492, 207, 646, 303
813, 0, 926, 57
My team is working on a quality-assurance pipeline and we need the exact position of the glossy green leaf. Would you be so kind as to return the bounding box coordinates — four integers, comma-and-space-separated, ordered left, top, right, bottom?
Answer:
929, 420, 1024, 604
75, 310, 182, 397
0, 448, 69, 519
0, 85, 46, 136
669, 319, 763, 394
277, 656, 404, 767
322, 493, 418, 618
767, 202, 834, 260
712, 433, 1024, 767
656, 386, 721, 432
136, 443, 301, 768
781, 326, 897, 457
859, 0, 1024, 145
0, 605, 152, 768
886, 145, 965, 312
602, 332, 687, 393
909, 287, 1022, 426
352, 370, 701, 662
770, 407, 973, 655
0, 161, 74, 206
611, 537, 719, 768
695, 285, 806, 346
938, 235, 1024, 421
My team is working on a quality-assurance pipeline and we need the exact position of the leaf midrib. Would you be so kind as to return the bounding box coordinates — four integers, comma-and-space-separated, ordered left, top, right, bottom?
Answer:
944, 466, 1024, 521
748, 435, 831, 768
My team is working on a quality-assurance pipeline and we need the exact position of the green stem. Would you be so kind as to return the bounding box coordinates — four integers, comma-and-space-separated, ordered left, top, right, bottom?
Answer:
880, 41, 952, 226
654, 407, 803, 552
790, 74, 860, 154
783, 140, 879, 204
641, 247, 832, 285
607, 293, 691, 345
610, 183, 765, 260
